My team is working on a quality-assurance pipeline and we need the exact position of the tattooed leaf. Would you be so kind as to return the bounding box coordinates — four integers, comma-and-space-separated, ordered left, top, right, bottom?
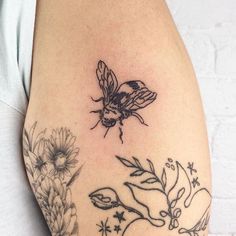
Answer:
25, 122, 37, 152
23, 130, 30, 156
130, 170, 145, 177
147, 159, 155, 173
35, 176, 79, 235
132, 156, 142, 169
160, 210, 168, 217
177, 187, 185, 200
28, 150, 37, 165
141, 177, 159, 184
178, 205, 211, 235
168, 161, 191, 205
170, 188, 186, 209
161, 168, 167, 188
170, 199, 178, 208
67, 166, 83, 187
25, 163, 33, 177
172, 219, 179, 228
29, 122, 37, 141
116, 156, 135, 168
33, 129, 46, 152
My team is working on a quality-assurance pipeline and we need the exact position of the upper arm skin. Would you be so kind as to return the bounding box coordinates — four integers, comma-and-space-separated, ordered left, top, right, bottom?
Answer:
23, 0, 211, 235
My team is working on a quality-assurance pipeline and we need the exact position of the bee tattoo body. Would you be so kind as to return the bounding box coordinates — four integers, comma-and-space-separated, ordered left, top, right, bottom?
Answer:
91, 60, 157, 143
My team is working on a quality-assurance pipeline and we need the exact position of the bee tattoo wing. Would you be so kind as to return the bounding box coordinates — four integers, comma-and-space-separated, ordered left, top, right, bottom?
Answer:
96, 60, 118, 105
119, 81, 157, 111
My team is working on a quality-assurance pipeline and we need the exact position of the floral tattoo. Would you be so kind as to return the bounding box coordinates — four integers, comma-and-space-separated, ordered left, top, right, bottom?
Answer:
23, 122, 82, 236
89, 156, 211, 236
90, 60, 157, 143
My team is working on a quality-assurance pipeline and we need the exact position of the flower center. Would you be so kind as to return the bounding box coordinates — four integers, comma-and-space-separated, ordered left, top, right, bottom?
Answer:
54, 152, 67, 170
35, 156, 46, 170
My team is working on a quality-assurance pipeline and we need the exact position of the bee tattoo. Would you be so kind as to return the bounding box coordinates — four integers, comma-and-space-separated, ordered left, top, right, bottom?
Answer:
90, 60, 157, 143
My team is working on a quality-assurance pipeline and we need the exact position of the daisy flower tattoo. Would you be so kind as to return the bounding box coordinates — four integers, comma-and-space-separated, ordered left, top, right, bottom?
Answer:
45, 128, 79, 179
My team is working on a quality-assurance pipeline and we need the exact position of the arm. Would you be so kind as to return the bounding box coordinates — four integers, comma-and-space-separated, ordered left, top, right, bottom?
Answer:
23, 0, 211, 235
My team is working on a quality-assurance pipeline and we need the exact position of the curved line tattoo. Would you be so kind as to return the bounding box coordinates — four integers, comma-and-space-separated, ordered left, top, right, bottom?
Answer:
124, 182, 166, 223
88, 156, 211, 236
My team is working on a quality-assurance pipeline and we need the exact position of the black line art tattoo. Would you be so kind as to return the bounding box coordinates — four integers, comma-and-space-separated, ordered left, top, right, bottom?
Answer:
97, 218, 112, 236
89, 156, 211, 236
23, 122, 82, 236
114, 225, 122, 234
192, 177, 200, 188
165, 158, 176, 170
187, 162, 197, 175
90, 60, 157, 143
113, 211, 126, 223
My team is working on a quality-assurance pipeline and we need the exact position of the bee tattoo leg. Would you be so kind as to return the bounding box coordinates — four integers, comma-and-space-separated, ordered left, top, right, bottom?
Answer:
90, 110, 102, 114
90, 119, 101, 130
119, 121, 124, 143
119, 127, 124, 144
131, 112, 148, 126
104, 128, 110, 138
90, 96, 104, 102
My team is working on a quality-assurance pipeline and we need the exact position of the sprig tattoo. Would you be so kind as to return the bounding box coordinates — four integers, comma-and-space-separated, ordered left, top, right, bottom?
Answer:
23, 122, 82, 236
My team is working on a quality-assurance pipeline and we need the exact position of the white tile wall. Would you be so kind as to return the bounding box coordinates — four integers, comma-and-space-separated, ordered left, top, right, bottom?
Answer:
166, 0, 236, 235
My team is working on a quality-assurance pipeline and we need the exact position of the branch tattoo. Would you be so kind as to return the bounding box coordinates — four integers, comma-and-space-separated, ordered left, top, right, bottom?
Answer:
90, 60, 157, 143
23, 122, 82, 236
89, 156, 211, 236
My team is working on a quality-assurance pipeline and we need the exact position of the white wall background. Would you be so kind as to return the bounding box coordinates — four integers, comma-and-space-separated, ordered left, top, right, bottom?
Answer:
166, 0, 236, 235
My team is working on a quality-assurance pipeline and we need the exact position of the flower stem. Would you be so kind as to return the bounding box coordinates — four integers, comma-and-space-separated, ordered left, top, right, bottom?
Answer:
120, 202, 144, 218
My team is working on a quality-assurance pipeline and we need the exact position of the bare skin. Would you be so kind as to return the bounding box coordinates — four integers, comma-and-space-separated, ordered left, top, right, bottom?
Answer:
23, 0, 211, 235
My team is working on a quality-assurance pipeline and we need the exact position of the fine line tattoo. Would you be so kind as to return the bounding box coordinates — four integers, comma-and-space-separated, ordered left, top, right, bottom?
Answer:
90, 60, 157, 143
97, 218, 112, 236
23, 122, 82, 236
89, 156, 211, 236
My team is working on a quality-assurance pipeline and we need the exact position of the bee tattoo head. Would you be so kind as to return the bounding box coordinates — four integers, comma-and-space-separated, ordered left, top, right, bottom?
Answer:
90, 60, 157, 143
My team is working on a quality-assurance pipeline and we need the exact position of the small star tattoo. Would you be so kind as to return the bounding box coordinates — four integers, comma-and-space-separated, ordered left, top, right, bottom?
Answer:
113, 211, 126, 223
114, 225, 122, 234
192, 177, 200, 188
187, 162, 197, 175
96, 218, 112, 236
